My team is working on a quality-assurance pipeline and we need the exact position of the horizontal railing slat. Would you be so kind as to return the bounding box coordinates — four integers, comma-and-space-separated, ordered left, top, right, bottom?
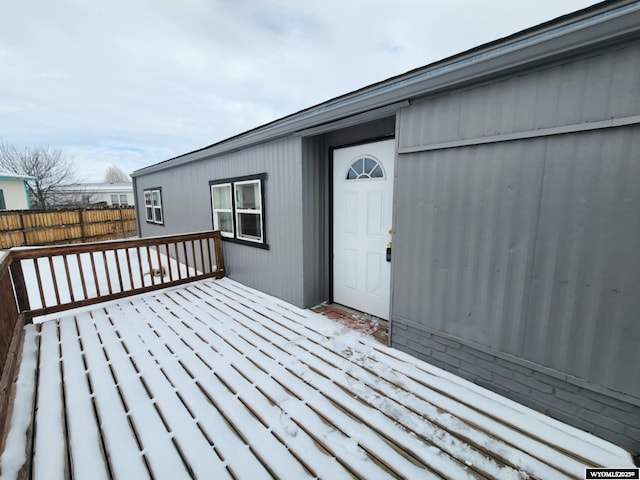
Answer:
10, 231, 220, 260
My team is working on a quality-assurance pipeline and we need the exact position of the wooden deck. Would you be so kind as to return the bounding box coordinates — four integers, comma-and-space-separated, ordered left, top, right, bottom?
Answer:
0, 277, 633, 479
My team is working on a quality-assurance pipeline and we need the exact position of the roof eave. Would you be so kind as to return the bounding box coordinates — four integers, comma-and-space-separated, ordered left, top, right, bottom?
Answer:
132, 0, 640, 178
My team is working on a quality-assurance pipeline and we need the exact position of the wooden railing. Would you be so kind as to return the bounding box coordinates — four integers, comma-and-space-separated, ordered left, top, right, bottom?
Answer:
0, 253, 24, 452
0, 230, 225, 456
9, 230, 225, 321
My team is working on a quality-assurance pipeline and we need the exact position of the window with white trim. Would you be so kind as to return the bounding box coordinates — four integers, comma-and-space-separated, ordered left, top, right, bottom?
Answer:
346, 156, 385, 180
210, 174, 267, 248
111, 194, 129, 206
0, 189, 6, 210
144, 188, 163, 225
211, 183, 233, 237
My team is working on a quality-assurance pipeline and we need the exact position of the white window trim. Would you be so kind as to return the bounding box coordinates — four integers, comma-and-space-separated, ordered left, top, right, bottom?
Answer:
211, 183, 234, 238
209, 174, 267, 248
234, 179, 263, 243
345, 155, 386, 181
144, 188, 164, 225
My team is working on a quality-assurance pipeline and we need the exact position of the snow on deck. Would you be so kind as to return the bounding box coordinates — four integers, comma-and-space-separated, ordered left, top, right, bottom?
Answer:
1, 278, 634, 479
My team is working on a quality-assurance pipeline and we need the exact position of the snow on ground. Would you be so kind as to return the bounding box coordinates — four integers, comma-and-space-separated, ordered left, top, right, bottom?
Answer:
0, 252, 636, 479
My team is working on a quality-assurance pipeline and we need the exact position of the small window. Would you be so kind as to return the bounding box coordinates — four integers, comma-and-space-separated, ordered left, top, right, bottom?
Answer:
0, 189, 6, 210
144, 188, 163, 225
346, 156, 384, 180
235, 180, 262, 242
120, 194, 128, 206
211, 183, 234, 237
111, 194, 119, 205
210, 174, 267, 248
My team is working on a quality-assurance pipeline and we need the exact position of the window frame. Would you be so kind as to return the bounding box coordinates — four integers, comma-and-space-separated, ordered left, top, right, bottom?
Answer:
143, 187, 164, 225
209, 173, 268, 249
211, 182, 234, 238
0, 188, 6, 210
345, 155, 385, 180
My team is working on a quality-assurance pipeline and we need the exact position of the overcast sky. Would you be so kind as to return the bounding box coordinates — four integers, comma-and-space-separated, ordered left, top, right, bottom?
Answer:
1, 0, 600, 182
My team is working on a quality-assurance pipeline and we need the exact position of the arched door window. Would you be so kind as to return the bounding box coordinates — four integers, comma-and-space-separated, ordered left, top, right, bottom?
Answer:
346, 156, 385, 180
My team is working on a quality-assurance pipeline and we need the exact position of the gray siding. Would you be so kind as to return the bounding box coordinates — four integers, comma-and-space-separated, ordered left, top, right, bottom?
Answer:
392, 139, 545, 355
392, 40, 640, 403
399, 40, 640, 149
301, 136, 328, 308
136, 136, 306, 306
393, 127, 640, 399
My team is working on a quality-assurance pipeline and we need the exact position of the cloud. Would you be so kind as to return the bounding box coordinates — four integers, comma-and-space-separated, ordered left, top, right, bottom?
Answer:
0, 0, 599, 180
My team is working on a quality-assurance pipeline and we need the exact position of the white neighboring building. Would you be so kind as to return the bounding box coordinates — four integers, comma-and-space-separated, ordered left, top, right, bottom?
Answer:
55, 183, 134, 206
0, 171, 36, 210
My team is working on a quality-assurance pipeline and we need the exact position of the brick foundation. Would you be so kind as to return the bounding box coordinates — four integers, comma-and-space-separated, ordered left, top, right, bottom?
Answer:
391, 321, 640, 456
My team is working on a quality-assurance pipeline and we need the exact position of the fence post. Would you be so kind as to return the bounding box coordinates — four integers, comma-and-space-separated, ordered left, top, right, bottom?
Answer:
119, 208, 125, 238
19, 212, 26, 247
79, 209, 86, 242
9, 256, 30, 313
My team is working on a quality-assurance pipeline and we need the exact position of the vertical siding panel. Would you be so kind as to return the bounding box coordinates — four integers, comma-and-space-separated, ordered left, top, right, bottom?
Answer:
398, 42, 640, 151
607, 43, 640, 118
579, 128, 640, 395
512, 73, 539, 132
554, 61, 587, 126
582, 52, 613, 123
522, 127, 640, 396
532, 66, 562, 130
136, 136, 305, 306
394, 140, 544, 350
456, 147, 483, 339
494, 78, 519, 135
500, 140, 546, 355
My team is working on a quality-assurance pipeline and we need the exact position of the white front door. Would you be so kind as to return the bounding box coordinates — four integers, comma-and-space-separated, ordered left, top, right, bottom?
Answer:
333, 139, 394, 320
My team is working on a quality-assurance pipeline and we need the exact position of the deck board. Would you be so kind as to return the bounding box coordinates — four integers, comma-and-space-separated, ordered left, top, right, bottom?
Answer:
0, 277, 635, 479
32, 321, 67, 479
58, 318, 109, 480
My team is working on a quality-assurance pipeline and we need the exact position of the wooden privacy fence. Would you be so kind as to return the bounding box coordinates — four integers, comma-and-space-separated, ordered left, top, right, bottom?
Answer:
0, 206, 137, 249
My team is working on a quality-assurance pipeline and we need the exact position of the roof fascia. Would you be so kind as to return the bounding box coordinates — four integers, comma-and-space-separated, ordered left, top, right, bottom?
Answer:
132, 1, 640, 178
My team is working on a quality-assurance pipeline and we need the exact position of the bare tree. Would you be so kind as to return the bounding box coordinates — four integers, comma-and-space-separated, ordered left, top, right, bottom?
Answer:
104, 165, 131, 183
0, 141, 78, 209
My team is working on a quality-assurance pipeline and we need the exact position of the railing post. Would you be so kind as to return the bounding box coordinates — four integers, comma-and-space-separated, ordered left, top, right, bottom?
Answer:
213, 231, 225, 275
9, 255, 30, 313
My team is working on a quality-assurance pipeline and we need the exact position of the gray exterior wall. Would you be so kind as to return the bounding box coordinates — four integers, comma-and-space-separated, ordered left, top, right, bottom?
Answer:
391, 39, 640, 452
131, 6, 640, 453
135, 136, 306, 306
